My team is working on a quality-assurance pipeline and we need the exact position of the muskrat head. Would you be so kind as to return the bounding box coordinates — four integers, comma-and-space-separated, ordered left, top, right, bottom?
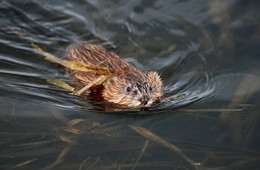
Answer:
102, 72, 163, 107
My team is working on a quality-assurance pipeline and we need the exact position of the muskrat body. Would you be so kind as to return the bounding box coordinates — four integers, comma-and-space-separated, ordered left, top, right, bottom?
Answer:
67, 42, 163, 107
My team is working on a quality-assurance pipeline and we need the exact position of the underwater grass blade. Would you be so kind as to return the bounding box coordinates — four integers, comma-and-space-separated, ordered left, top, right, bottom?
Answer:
131, 139, 149, 170
128, 125, 202, 170
51, 109, 70, 125
221, 75, 260, 115
16, 158, 38, 167
219, 75, 260, 145
11, 139, 56, 148
64, 127, 82, 135
79, 157, 91, 170
84, 157, 101, 170
47, 143, 75, 169
68, 118, 88, 126
97, 161, 183, 169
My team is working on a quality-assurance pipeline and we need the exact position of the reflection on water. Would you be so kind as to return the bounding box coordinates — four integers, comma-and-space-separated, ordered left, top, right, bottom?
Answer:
0, 0, 259, 169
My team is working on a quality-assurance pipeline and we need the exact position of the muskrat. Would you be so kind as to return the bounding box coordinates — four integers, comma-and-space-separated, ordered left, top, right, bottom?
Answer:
67, 42, 163, 107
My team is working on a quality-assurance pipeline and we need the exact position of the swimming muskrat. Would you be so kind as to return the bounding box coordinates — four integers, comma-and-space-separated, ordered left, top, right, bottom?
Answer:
67, 42, 163, 107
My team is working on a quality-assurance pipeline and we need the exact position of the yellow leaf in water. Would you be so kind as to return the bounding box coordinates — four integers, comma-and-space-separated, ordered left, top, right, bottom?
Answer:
47, 79, 75, 91
75, 75, 110, 95
156, 43, 177, 57
32, 43, 110, 74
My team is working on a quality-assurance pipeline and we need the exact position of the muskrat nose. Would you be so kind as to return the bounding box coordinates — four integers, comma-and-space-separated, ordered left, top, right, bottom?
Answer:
140, 95, 149, 105
142, 100, 148, 105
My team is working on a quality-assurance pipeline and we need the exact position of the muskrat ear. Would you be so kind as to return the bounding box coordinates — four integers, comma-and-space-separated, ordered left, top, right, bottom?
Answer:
147, 71, 162, 87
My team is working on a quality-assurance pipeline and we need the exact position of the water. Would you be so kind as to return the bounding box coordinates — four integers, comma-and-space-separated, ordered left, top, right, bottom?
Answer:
0, 0, 259, 169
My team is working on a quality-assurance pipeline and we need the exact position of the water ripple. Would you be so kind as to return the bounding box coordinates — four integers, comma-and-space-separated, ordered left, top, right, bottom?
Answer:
0, 0, 216, 113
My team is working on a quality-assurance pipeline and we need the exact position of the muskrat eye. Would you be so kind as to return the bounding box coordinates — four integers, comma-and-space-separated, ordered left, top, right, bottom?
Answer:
149, 86, 153, 91
126, 87, 132, 92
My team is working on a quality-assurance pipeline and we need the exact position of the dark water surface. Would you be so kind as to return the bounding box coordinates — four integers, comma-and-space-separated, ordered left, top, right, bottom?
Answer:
0, 0, 260, 169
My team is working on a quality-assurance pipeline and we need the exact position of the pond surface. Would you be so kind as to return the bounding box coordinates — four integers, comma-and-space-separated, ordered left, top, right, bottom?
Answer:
0, 0, 260, 169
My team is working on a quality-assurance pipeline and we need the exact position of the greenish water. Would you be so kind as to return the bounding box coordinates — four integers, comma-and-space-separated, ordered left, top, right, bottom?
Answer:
0, 0, 259, 169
